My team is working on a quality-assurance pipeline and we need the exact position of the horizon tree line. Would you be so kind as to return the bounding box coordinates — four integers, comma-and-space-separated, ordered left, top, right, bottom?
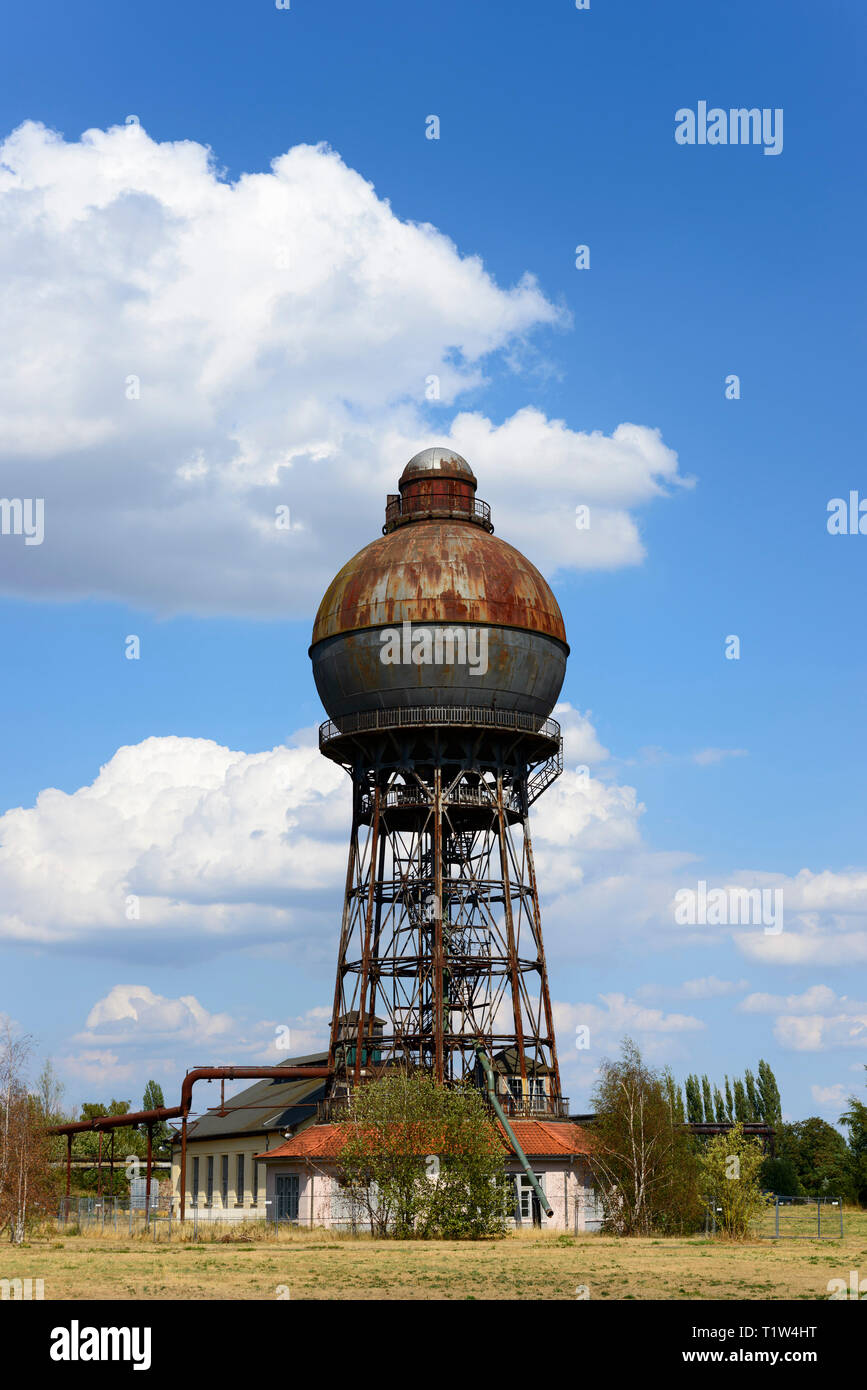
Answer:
668, 1060, 782, 1128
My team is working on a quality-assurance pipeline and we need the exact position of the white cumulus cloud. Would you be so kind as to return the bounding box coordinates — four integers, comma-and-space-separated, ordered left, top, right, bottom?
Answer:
0, 120, 686, 617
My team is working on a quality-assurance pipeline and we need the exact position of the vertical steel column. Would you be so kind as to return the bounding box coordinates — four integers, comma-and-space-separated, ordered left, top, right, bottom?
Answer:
432, 766, 444, 1084
523, 811, 562, 1100
353, 784, 381, 1084
66, 1132, 72, 1199
367, 822, 389, 1042
97, 1130, 103, 1197
328, 790, 360, 1071
496, 772, 527, 1090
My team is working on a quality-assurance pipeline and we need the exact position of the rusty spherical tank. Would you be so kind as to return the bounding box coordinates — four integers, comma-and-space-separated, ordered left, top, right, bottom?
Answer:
310, 448, 569, 722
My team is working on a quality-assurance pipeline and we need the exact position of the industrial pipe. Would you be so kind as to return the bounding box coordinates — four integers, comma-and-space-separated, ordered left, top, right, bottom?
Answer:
47, 1066, 332, 1137
48, 1065, 332, 1221
474, 1042, 553, 1220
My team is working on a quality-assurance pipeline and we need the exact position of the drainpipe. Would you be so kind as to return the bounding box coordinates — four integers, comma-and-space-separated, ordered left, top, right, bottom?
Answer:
474, 1042, 553, 1219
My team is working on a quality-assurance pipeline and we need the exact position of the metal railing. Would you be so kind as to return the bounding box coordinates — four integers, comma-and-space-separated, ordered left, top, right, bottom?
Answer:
703, 1194, 845, 1239
763, 1195, 844, 1239
499, 1094, 571, 1119
360, 783, 524, 817
315, 1090, 569, 1123
384, 494, 492, 533
320, 706, 561, 747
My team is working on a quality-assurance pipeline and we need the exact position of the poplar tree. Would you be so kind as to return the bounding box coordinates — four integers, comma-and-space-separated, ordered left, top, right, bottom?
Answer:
701, 1075, 714, 1123
757, 1060, 782, 1128
684, 1074, 703, 1124
733, 1078, 749, 1123
663, 1070, 685, 1124
744, 1068, 761, 1122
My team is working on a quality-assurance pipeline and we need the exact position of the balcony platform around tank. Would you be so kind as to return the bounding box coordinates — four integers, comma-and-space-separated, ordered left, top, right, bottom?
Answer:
318, 705, 563, 803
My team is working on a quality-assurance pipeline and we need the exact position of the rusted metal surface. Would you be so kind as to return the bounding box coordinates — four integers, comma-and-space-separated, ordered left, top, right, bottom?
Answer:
310, 452, 569, 725
312, 622, 566, 722
311, 521, 568, 647
179, 1116, 187, 1221
383, 488, 492, 533
387, 449, 487, 531
523, 813, 562, 1102
497, 771, 527, 1089
399, 447, 477, 487
326, 752, 564, 1094
433, 766, 444, 1085
353, 785, 380, 1086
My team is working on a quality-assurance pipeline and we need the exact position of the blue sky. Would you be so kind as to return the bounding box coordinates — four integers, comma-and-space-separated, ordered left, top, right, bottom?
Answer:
0, 0, 864, 1123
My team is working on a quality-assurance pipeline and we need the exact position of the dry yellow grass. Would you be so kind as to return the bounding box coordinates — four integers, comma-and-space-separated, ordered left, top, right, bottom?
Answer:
3, 1211, 865, 1300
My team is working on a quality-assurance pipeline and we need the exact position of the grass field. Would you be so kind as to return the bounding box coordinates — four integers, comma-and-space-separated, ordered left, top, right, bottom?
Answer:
3, 1211, 866, 1300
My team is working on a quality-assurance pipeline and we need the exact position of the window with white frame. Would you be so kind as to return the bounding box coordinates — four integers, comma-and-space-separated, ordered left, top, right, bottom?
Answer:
513, 1172, 545, 1221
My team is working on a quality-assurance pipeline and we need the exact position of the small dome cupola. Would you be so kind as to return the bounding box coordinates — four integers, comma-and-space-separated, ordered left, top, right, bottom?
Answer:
384, 446, 492, 533
399, 447, 477, 488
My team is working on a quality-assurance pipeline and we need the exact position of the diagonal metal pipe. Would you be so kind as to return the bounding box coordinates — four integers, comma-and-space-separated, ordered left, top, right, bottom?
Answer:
474, 1042, 553, 1219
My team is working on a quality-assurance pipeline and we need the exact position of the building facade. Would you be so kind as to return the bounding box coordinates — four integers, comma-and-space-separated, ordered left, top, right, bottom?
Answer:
171, 1049, 602, 1231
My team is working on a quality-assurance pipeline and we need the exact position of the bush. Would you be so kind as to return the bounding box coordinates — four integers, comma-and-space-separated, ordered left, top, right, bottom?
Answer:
699, 1123, 769, 1239
338, 1074, 508, 1239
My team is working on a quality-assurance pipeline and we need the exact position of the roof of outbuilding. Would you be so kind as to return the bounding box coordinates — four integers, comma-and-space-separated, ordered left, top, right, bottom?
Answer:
175, 1053, 328, 1143
256, 1120, 593, 1162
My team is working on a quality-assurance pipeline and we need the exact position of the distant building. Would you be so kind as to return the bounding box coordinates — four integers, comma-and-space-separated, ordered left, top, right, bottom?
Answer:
170, 1053, 327, 1221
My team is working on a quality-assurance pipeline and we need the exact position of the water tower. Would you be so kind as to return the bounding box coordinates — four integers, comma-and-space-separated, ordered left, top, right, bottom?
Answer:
310, 447, 569, 1111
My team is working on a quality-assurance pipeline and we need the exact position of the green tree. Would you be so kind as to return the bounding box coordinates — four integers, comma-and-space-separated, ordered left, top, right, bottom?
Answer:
684, 1074, 703, 1124
338, 1074, 507, 1239
839, 1092, 867, 1208
713, 1087, 726, 1123
701, 1076, 714, 1123
142, 1081, 171, 1159
724, 1076, 734, 1123
589, 1039, 703, 1236
759, 1151, 803, 1197
757, 1059, 782, 1128
74, 1100, 146, 1196
732, 1078, 749, 1123
699, 1122, 768, 1239
663, 1070, 685, 1124
744, 1068, 761, 1122
786, 1118, 855, 1201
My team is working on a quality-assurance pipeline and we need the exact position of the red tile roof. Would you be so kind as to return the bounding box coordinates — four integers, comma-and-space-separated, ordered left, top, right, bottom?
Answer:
258, 1124, 351, 1160
257, 1120, 592, 1162
507, 1121, 594, 1157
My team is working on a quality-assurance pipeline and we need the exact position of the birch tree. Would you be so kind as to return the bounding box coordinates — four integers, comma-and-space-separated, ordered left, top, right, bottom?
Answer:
589, 1038, 702, 1236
